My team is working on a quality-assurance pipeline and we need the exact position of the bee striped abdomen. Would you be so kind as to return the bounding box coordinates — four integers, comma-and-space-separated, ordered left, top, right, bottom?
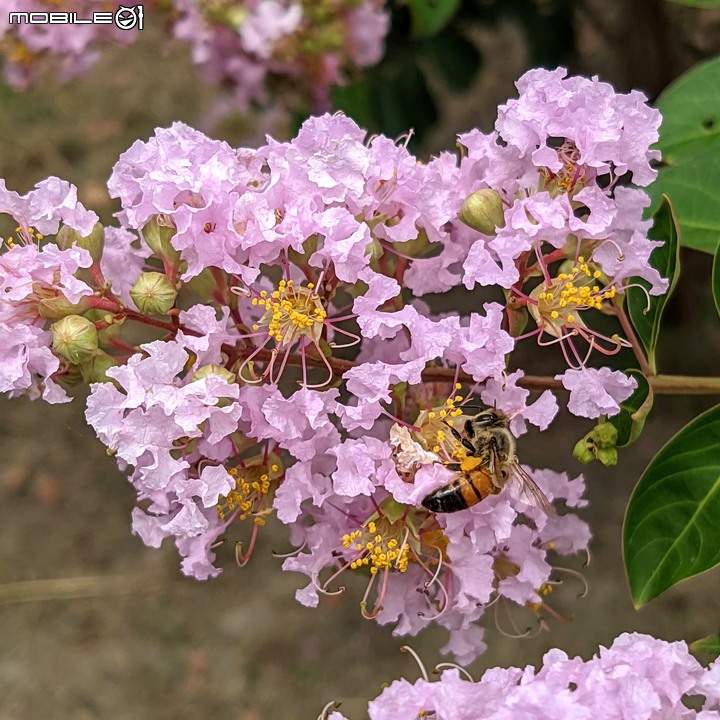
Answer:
421, 470, 495, 514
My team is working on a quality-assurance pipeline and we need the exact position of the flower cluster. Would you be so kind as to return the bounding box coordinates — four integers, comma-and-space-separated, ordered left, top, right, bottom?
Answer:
0, 0, 144, 89
0, 68, 665, 660
0, 0, 389, 115
324, 633, 720, 720
172, 0, 389, 112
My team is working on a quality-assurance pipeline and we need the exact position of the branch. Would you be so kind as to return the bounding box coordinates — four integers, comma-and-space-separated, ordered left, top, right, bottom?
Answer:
220, 344, 720, 395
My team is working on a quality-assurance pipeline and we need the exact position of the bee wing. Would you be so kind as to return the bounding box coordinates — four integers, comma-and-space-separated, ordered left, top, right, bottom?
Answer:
506, 462, 556, 516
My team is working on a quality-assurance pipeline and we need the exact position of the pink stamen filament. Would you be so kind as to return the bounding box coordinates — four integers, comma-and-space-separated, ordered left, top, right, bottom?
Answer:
235, 521, 260, 567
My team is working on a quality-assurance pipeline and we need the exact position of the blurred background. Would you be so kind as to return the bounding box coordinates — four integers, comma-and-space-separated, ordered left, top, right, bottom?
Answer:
1, 1, 720, 718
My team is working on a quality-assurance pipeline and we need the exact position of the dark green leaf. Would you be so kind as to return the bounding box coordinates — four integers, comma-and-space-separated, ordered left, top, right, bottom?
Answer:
608, 370, 654, 447
406, 0, 462, 37
647, 145, 720, 254
623, 404, 720, 608
656, 57, 720, 163
627, 195, 681, 372
690, 632, 720, 657
371, 60, 437, 140
422, 32, 482, 91
664, 0, 720, 6
330, 81, 375, 130
714, 240, 720, 318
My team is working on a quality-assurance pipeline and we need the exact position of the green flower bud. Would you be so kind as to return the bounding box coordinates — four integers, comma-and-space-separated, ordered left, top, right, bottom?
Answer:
191, 364, 237, 384
573, 436, 596, 464
51, 315, 99, 364
392, 229, 439, 259
142, 216, 180, 264
80, 350, 119, 383
594, 421, 619, 448
573, 420, 620, 465
38, 294, 93, 320
459, 189, 505, 235
365, 237, 384, 262
57, 222, 105, 264
597, 447, 618, 466
130, 272, 178, 315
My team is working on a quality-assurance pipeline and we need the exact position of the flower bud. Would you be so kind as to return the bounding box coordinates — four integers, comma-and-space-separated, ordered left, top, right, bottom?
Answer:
142, 216, 180, 264
572, 437, 595, 465
573, 421, 619, 465
51, 315, 99, 364
597, 447, 618, 467
130, 272, 178, 315
392, 229, 438, 259
80, 350, 119, 383
38, 294, 93, 320
459, 189, 505, 234
57, 222, 105, 264
191, 364, 236, 384
365, 237, 384, 262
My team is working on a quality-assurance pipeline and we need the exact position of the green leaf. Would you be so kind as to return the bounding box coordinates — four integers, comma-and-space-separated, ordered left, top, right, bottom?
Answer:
372, 59, 437, 140
406, 0, 462, 37
422, 32, 482, 91
627, 195, 681, 372
664, 0, 720, 6
714, 240, 720, 318
648, 146, 720, 253
623, 403, 720, 608
656, 58, 720, 163
330, 81, 375, 130
607, 370, 654, 447
690, 632, 720, 657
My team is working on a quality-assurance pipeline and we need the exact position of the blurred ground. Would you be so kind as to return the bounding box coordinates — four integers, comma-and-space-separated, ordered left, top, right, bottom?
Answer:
1, 4, 720, 719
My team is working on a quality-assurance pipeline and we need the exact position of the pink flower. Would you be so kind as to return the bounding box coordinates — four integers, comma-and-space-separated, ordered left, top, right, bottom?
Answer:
497, 67, 661, 186
557, 367, 637, 418
349, 633, 717, 719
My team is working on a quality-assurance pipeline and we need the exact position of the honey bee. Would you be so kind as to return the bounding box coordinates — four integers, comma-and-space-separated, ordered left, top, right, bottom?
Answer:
421, 408, 553, 514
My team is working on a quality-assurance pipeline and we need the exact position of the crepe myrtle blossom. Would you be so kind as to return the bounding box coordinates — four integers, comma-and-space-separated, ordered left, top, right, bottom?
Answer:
324, 634, 720, 720
0, 70, 676, 660
281, 387, 588, 663
172, 0, 389, 113
454, 68, 664, 404
0, 178, 99, 402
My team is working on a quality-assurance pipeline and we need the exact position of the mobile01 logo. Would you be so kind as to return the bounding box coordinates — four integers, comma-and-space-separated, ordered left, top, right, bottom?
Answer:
9, 4, 144, 30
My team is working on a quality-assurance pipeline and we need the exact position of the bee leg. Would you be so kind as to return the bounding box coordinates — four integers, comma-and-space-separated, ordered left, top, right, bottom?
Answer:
445, 423, 476, 454
443, 463, 462, 471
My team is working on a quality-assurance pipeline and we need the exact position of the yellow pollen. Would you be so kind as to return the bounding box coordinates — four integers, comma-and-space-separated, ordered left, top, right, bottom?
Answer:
216, 463, 275, 522
255, 281, 327, 346
343, 518, 412, 574
455, 383, 462, 390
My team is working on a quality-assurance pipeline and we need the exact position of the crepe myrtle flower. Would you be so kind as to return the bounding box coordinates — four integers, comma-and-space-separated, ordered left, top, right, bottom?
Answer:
323, 633, 720, 720
229, 273, 359, 389
0, 178, 101, 401
83, 336, 298, 578
455, 68, 665, 398
281, 387, 589, 661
